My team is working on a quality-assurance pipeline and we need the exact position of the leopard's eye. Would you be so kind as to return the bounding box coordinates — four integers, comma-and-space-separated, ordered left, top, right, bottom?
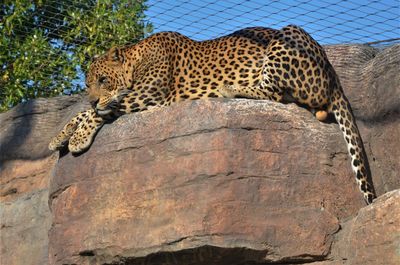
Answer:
98, 76, 107, 84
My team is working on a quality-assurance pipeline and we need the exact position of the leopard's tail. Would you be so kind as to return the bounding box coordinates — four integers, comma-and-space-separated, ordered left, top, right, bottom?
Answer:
328, 88, 376, 204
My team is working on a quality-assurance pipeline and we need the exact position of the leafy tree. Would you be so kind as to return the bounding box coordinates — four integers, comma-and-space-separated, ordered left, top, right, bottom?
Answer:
0, 0, 152, 112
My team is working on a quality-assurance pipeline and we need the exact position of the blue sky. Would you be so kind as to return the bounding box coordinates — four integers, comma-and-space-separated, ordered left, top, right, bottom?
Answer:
145, 0, 400, 45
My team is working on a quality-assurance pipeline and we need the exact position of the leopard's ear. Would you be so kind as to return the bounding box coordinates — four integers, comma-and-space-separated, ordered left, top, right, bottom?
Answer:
107, 46, 124, 64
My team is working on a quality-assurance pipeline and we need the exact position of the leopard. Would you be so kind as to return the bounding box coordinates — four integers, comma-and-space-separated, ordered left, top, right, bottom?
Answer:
49, 25, 376, 204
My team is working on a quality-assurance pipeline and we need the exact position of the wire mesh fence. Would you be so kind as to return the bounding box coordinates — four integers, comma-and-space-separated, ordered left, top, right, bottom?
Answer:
1, 0, 399, 110
146, 0, 400, 46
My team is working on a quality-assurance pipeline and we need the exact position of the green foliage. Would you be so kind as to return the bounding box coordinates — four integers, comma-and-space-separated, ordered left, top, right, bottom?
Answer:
0, 0, 152, 112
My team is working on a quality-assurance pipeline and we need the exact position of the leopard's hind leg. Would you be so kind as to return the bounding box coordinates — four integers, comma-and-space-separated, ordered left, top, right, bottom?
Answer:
219, 84, 279, 101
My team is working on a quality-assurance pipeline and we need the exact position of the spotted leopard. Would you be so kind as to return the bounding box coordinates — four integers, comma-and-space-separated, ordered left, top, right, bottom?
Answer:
49, 25, 376, 204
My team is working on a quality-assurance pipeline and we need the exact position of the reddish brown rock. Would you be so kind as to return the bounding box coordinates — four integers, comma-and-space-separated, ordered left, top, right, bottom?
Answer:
0, 156, 56, 265
0, 95, 85, 265
334, 189, 400, 265
359, 120, 400, 196
47, 99, 362, 264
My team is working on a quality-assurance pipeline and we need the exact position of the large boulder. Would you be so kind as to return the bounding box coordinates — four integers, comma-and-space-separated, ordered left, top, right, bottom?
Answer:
46, 98, 399, 265
0, 44, 399, 265
48, 99, 346, 264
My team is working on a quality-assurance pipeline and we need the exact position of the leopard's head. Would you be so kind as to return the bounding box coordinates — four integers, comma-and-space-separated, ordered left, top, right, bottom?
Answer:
86, 47, 131, 116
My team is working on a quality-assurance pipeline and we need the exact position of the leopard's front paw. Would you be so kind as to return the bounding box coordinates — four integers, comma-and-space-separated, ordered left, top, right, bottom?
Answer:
48, 134, 68, 151
48, 109, 97, 152
68, 129, 93, 154
68, 113, 105, 154
49, 109, 105, 154
48, 122, 80, 151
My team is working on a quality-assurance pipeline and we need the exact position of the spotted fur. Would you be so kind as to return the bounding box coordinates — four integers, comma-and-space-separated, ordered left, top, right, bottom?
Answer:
49, 25, 376, 204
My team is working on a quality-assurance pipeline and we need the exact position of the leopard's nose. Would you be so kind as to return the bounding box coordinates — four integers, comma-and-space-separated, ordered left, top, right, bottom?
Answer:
90, 99, 99, 109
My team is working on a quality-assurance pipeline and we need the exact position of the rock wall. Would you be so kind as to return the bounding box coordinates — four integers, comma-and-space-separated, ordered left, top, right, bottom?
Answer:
0, 44, 399, 265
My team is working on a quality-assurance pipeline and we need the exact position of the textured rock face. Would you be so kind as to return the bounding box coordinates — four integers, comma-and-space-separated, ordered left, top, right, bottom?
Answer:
0, 44, 399, 265
47, 99, 399, 265
0, 157, 55, 265
335, 190, 400, 265
0, 96, 85, 265
49, 100, 346, 264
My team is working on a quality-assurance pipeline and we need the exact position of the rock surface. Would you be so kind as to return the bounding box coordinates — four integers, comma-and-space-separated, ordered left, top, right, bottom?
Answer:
0, 44, 399, 265
0, 96, 86, 265
47, 99, 399, 265
49, 99, 346, 264
0, 157, 55, 265
334, 190, 400, 265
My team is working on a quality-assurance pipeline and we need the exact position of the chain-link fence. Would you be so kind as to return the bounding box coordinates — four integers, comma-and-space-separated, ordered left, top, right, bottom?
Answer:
146, 0, 400, 46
